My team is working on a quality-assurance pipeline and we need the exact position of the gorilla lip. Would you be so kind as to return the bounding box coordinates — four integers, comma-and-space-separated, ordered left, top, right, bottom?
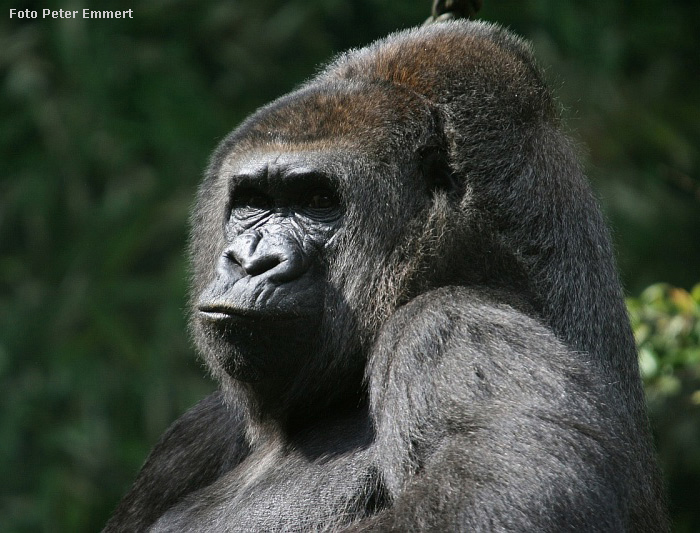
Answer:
198, 308, 236, 322
197, 304, 305, 321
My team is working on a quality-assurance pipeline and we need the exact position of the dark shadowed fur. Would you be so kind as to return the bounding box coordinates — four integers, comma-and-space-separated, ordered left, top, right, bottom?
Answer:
105, 20, 667, 532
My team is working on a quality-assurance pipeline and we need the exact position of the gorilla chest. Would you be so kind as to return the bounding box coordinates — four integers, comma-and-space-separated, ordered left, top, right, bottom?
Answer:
152, 421, 379, 532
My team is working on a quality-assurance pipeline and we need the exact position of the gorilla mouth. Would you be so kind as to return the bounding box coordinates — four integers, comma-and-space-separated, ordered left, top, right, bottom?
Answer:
197, 303, 312, 322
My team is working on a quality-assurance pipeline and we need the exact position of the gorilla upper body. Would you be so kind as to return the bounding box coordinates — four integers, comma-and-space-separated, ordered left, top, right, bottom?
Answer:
105, 20, 667, 532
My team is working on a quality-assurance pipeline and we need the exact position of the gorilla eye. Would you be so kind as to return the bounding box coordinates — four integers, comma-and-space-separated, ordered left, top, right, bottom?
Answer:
233, 188, 271, 210
307, 190, 336, 209
302, 188, 340, 216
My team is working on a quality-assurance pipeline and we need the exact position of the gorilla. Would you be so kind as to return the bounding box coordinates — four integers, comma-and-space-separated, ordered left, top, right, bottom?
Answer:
105, 20, 668, 532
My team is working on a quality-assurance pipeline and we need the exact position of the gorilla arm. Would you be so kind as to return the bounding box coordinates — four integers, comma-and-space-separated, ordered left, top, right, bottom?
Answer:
351, 286, 629, 532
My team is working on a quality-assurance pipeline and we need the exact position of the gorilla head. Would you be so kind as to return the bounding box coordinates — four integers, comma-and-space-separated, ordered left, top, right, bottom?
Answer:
191, 80, 449, 418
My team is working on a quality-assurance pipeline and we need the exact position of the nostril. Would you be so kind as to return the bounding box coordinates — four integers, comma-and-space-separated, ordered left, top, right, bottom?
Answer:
218, 251, 245, 278
242, 254, 283, 277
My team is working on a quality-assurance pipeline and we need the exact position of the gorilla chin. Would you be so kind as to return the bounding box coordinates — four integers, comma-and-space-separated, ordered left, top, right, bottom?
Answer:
197, 306, 321, 383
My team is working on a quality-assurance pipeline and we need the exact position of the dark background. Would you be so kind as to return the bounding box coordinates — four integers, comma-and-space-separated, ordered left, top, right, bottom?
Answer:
1, 1, 698, 531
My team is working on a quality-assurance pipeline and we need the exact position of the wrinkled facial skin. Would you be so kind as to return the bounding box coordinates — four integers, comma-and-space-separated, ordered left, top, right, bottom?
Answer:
195, 154, 343, 382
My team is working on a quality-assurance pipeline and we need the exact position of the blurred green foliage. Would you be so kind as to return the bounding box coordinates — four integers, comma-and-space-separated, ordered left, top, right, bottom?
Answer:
630, 284, 700, 532
0, 1, 698, 531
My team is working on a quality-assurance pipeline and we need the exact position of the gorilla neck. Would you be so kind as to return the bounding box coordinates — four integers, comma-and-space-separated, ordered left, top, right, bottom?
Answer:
232, 366, 368, 438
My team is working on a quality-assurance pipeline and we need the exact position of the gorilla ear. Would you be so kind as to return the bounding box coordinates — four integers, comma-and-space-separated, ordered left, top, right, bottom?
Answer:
419, 145, 460, 198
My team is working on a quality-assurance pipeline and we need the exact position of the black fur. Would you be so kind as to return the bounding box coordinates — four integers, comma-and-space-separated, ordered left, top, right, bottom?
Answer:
105, 20, 667, 532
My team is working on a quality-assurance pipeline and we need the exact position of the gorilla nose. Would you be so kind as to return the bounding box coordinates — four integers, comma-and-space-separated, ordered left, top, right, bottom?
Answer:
225, 231, 306, 282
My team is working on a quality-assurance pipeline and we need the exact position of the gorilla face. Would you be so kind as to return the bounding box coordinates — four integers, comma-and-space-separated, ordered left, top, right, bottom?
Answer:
195, 151, 344, 383
190, 83, 441, 394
